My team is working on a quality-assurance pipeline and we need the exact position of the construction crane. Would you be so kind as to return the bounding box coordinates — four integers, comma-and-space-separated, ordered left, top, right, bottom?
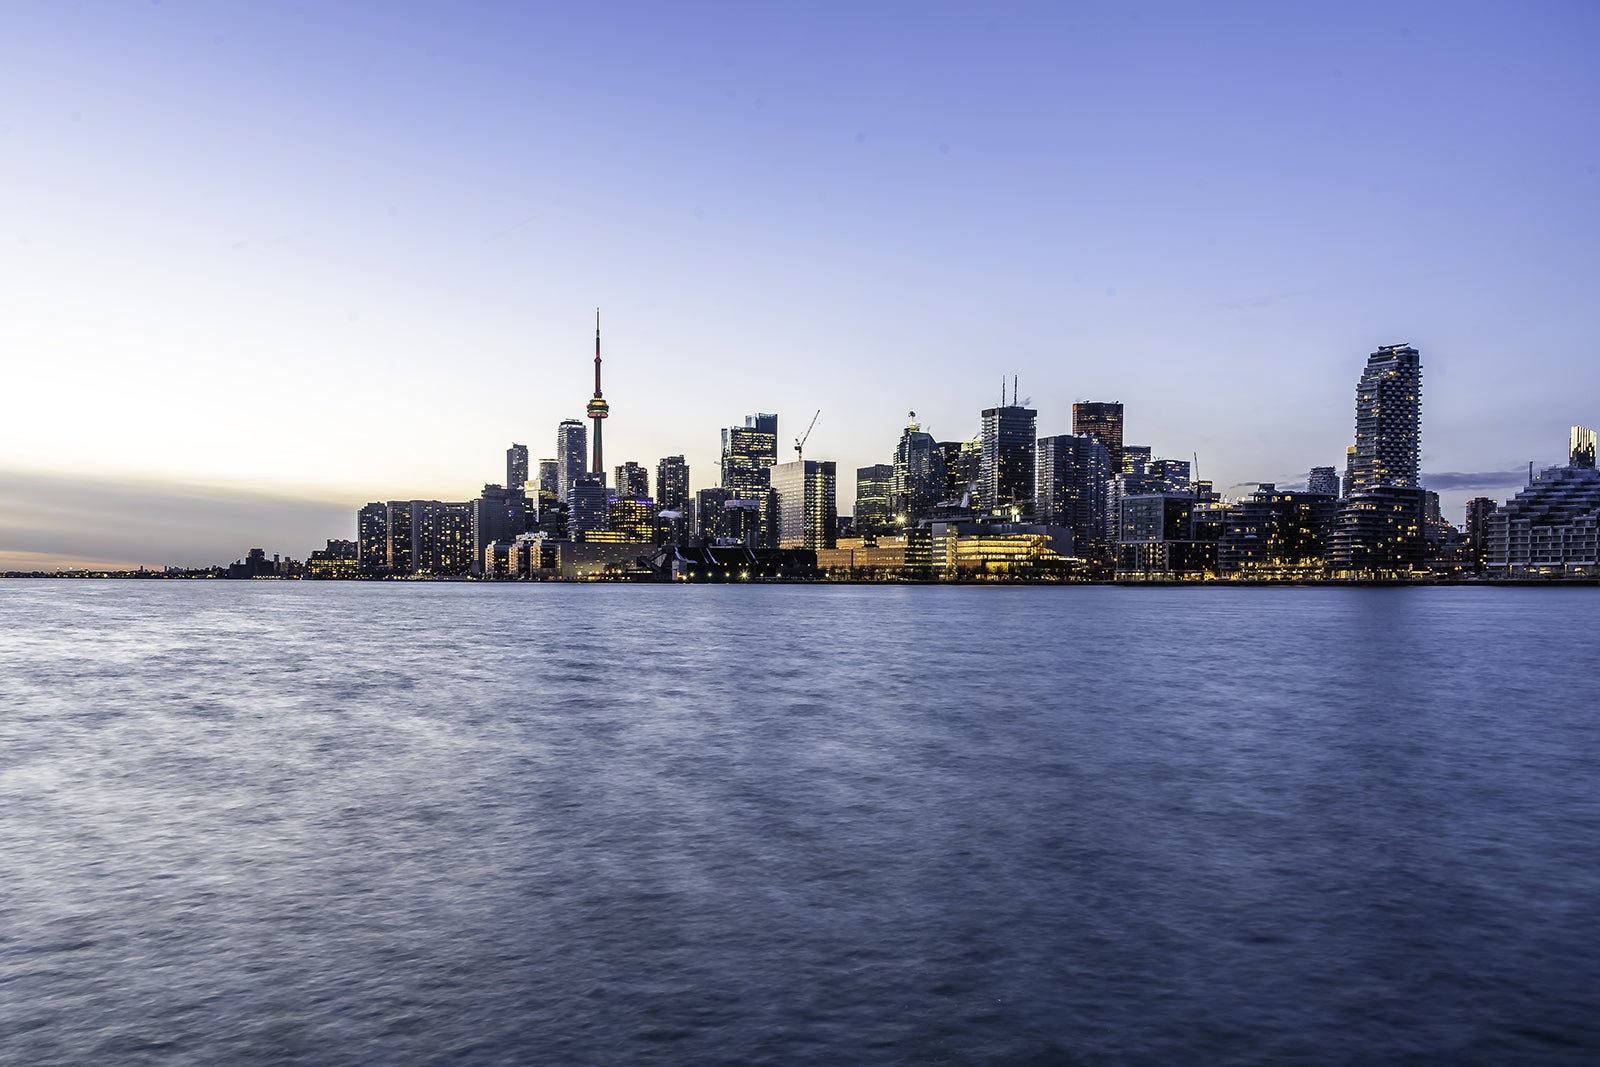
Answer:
794, 409, 821, 461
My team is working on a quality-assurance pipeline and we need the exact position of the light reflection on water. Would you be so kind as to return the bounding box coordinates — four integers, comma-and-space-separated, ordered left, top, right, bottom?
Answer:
1, 581, 1597, 1064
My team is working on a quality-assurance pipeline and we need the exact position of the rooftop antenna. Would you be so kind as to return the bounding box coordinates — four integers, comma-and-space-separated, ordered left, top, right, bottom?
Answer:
1012, 375, 1018, 406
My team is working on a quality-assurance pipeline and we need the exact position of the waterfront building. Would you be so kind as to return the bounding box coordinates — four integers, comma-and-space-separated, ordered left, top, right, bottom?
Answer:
386, 500, 414, 576
855, 463, 894, 535
555, 420, 588, 503
614, 461, 649, 499
506, 443, 529, 492
306, 539, 359, 580
721, 413, 779, 496
1326, 485, 1431, 578
771, 459, 838, 550
1115, 493, 1217, 580
926, 522, 1075, 580
1216, 485, 1336, 580
1346, 343, 1422, 493
1072, 402, 1124, 474
567, 476, 609, 538
892, 414, 946, 524
1308, 466, 1341, 498
607, 496, 658, 542
419, 501, 475, 576
980, 403, 1037, 514
357, 502, 388, 576
1487, 429, 1600, 578
1035, 433, 1111, 563
1327, 344, 1428, 577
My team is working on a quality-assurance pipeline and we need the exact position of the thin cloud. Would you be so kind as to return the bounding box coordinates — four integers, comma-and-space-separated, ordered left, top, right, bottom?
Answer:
1421, 469, 1539, 492
0, 468, 351, 570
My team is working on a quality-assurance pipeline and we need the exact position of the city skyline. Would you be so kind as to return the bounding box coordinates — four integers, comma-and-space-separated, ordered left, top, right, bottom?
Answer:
3, 3, 1597, 569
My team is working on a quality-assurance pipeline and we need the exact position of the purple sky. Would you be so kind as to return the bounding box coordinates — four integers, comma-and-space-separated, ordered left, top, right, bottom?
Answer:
2, 2, 1597, 567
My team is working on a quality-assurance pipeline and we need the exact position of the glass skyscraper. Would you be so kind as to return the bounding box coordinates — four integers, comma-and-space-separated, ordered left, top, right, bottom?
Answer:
1072, 402, 1124, 475
979, 404, 1037, 513
555, 419, 588, 503
721, 413, 778, 496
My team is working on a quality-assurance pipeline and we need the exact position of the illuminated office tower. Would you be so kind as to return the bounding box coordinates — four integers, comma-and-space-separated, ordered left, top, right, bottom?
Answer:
939, 440, 982, 504
771, 459, 837, 550
357, 503, 388, 576
892, 414, 946, 523
1307, 466, 1341, 497
721, 413, 778, 496
1072, 401, 1124, 474
655, 456, 690, 513
1346, 343, 1422, 493
855, 463, 894, 534
506, 443, 529, 491
980, 402, 1037, 513
1036, 434, 1111, 560
537, 459, 560, 510
385, 500, 414, 576
607, 496, 658, 542
567, 475, 609, 538
614, 461, 649, 499
556, 420, 588, 502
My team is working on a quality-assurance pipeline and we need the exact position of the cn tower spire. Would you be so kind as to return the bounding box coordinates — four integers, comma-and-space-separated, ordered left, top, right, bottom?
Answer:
586, 307, 610, 477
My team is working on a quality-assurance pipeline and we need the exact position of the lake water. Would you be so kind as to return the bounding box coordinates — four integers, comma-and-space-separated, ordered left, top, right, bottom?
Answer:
1, 581, 1597, 1064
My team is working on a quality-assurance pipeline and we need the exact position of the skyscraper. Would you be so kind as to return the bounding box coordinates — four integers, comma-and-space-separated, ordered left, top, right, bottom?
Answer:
614, 461, 649, 499
655, 456, 690, 513
555, 419, 587, 502
537, 459, 560, 511
506, 443, 529, 491
1072, 402, 1124, 474
357, 502, 388, 577
721, 413, 778, 496
1035, 433, 1111, 560
855, 463, 894, 533
1346, 343, 1422, 493
568, 475, 609, 538
980, 402, 1037, 513
938, 440, 982, 504
586, 310, 610, 478
1327, 344, 1428, 577
771, 459, 837, 550
892, 413, 945, 524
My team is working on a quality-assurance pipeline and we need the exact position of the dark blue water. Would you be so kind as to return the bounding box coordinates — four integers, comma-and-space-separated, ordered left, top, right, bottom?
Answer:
1, 582, 1597, 1064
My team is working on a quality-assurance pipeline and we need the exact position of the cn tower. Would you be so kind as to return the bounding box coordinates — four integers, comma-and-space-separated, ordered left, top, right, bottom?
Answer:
585, 308, 609, 479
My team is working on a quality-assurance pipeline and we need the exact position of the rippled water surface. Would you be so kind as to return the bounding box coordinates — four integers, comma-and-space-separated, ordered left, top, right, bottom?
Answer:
2, 581, 1598, 1064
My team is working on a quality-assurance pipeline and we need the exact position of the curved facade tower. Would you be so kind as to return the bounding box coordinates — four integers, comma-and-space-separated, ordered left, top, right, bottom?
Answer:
586, 309, 609, 479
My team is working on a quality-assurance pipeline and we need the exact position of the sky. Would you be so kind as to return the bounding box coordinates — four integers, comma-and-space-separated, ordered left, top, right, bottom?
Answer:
2, 1, 1597, 569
